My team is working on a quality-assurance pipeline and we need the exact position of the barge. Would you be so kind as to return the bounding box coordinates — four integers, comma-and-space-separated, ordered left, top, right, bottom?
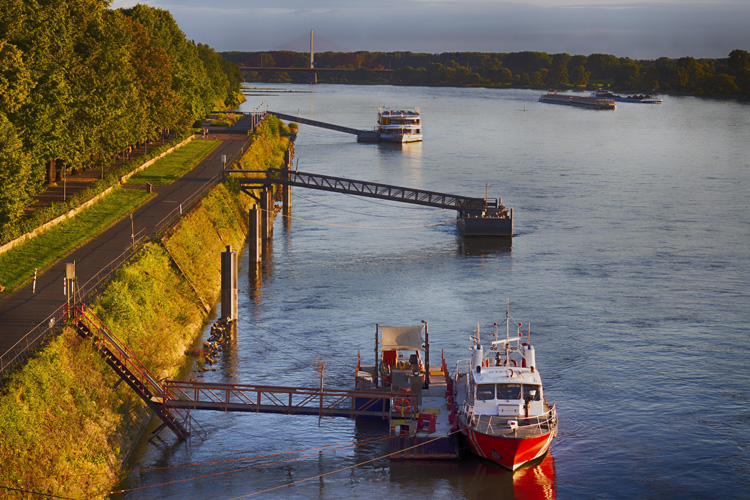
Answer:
458, 198, 513, 237
539, 89, 616, 110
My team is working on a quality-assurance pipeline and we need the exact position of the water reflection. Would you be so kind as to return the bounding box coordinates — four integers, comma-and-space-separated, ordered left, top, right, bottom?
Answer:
458, 236, 513, 256
386, 452, 556, 500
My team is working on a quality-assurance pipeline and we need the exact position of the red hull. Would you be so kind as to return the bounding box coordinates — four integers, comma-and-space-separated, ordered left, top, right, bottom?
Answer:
460, 420, 555, 470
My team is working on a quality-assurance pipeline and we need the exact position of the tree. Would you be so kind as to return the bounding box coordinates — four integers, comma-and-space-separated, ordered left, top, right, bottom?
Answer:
570, 65, 590, 87
0, 115, 33, 228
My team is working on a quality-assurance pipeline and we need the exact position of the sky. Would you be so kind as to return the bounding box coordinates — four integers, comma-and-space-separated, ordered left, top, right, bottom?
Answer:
110, 0, 750, 60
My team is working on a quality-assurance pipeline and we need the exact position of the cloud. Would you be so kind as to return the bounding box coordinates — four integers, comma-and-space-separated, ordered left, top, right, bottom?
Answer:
109, 0, 750, 59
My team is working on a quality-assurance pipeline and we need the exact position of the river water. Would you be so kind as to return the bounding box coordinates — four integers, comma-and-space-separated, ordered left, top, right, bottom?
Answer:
114, 85, 750, 499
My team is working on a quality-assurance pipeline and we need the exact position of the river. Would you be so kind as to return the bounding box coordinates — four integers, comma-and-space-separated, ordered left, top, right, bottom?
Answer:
114, 85, 750, 499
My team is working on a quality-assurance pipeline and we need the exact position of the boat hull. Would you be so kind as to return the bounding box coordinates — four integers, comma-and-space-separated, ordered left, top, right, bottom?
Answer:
459, 419, 556, 470
378, 132, 422, 143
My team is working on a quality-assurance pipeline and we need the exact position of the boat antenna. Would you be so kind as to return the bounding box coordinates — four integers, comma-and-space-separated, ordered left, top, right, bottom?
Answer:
505, 298, 510, 343
528, 321, 531, 343
477, 322, 480, 345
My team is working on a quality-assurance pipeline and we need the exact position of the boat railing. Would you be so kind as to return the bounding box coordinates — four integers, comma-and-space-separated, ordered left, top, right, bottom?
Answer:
474, 403, 557, 437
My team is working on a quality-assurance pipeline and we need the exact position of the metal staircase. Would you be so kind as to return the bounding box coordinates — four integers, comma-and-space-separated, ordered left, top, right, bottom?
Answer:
74, 305, 202, 440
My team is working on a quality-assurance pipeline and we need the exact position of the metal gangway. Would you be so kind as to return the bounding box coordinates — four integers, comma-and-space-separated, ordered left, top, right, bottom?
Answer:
164, 380, 412, 420
269, 111, 367, 137
228, 168, 499, 214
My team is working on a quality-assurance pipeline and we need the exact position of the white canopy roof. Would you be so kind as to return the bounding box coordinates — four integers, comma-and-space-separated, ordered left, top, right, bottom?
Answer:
379, 325, 424, 351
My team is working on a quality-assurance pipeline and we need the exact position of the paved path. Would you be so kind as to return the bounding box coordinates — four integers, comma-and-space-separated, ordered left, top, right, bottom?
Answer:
0, 117, 257, 370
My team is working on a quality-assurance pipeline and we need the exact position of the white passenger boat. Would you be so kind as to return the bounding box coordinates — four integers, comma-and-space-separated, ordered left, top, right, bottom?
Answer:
377, 107, 422, 143
454, 301, 557, 470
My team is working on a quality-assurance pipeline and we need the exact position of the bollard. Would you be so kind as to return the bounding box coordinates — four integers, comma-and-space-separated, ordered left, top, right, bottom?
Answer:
32, 268, 37, 294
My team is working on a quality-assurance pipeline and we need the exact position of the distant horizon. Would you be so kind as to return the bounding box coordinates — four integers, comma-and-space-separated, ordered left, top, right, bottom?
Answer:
111, 1, 749, 61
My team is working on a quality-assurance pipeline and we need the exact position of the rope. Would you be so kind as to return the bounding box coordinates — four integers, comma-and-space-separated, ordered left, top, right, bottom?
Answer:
280, 212, 458, 230
0, 485, 81, 499
108, 435, 392, 495
226, 430, 463, 499
293, 190, 437, 215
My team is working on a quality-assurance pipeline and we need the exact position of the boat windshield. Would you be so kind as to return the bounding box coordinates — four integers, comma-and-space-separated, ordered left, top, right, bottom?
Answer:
476, 383, 541, 401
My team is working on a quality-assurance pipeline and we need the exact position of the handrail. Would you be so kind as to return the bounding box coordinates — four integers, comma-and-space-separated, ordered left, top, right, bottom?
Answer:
164, 379, 410, 420
75, 304, 163, 398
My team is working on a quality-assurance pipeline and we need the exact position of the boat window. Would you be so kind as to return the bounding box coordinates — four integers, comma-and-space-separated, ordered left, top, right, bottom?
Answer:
476, 384, 495, 401
496, 384, 522, 400
524, 384, 541, 401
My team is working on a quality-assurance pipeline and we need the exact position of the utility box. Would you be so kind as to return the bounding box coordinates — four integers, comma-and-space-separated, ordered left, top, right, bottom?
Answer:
65, 262, 75, 280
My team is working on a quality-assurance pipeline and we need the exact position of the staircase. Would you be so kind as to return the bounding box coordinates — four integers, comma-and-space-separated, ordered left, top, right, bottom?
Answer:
74, 305, 200, 440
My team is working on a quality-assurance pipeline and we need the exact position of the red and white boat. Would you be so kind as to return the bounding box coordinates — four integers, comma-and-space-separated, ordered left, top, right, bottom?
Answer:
453, 302, 557, 470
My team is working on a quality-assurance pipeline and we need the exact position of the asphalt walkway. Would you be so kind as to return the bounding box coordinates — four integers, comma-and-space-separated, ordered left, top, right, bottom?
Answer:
0, 116, 258, 373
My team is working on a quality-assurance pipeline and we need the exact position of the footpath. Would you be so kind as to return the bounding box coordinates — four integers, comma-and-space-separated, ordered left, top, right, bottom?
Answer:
0, 116, 259, 373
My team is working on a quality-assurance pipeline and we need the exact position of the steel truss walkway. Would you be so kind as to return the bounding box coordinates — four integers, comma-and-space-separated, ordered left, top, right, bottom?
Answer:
229, 168, 499, 214
164, 380, 412, 420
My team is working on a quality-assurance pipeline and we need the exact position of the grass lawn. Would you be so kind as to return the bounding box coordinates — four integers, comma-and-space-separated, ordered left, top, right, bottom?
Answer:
126, 139, 220, 185
0, 188, 152, 292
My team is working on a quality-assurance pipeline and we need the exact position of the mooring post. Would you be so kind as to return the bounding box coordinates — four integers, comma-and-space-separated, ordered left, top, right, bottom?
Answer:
261, 186, 273, 241
282, 170, 292, 217
249, 206, 261, 263
220, 245, 238, 321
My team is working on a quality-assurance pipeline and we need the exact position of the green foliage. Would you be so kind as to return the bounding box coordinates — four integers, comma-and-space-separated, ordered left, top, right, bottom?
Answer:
0, 134, 188, 245
126, 139, 219, 185
237, 115, 289, 174
0, 187, 151, 291
0, 109, 284, 498
0, 328, 141, 497
231, 49, 750, 95
0, 1, 243, 236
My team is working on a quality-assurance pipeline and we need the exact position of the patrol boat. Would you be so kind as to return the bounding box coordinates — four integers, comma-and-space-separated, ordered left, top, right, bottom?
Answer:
454, 302, 558, 470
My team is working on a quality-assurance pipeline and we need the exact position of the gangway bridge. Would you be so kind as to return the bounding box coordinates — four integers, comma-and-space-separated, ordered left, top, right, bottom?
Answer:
220, 110, 379, 142
227, 168, 498, 214
270, 111, 377, 141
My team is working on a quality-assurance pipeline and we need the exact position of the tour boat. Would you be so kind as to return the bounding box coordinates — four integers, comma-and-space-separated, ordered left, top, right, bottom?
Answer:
453, 302, 557, 470
592, 88, 662, 104
377, 107, 422, 143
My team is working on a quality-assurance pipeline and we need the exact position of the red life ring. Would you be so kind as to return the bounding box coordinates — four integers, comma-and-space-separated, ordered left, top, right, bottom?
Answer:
394, 398, 411, 416
509, 358, 517, 367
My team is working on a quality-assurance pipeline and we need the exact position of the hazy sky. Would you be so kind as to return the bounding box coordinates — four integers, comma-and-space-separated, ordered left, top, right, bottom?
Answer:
110, 0, 749, 60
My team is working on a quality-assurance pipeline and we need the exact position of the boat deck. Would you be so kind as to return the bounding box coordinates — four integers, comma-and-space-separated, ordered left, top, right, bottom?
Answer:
389, 365, 460, 459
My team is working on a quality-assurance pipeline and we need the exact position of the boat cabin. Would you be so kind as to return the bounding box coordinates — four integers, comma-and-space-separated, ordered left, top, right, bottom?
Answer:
355, 324, 430, 392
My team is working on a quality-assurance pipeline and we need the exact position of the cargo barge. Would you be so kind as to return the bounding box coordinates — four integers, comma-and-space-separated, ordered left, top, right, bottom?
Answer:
539, 89, 616, 110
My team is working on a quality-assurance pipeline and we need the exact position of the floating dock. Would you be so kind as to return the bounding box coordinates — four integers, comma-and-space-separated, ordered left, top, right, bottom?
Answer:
387, 365, 460, 459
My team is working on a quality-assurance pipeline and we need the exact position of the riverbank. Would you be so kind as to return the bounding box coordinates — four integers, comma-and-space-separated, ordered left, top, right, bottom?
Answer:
0, 118, 289, 499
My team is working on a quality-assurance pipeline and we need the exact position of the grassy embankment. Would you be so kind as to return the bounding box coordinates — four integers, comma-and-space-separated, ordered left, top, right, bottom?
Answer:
0, 117, 289, 499
126, 139, 219, 185
0, 189, 152, 291
0, 139, 219, 293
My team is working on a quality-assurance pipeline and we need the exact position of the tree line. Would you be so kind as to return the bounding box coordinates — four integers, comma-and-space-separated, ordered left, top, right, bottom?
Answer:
225, 49, 750, 96
0, 1, 242, 233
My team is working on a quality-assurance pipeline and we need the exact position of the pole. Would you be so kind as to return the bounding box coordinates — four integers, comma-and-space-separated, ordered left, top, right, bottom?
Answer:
423, 320, 430, 389
375, 323, 379, 388
32, 269, 37, 294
